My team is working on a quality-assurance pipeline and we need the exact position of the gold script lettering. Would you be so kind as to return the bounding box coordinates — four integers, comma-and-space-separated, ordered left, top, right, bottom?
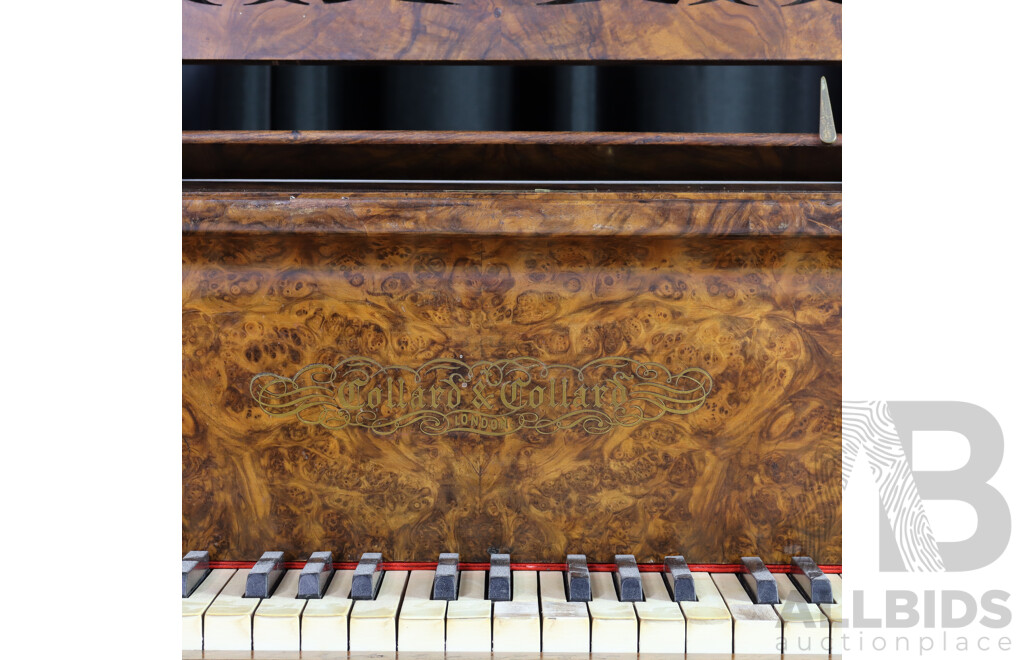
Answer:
252, 357, 713, 436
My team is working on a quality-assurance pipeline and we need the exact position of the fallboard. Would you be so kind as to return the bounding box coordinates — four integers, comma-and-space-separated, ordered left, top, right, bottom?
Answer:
183, 175, 841, 564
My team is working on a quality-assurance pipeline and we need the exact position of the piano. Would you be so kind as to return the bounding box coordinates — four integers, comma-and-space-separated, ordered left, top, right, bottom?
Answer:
182, 0, 842, 657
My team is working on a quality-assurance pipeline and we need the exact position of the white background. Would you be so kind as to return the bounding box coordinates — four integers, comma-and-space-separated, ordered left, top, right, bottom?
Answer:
1, 1, 1022, 658
844, 2, 1024, 658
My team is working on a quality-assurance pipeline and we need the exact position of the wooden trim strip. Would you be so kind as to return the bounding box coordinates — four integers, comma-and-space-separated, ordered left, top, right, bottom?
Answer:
183, 130, 841, 182
184, 130, 841, 147
183, 189, 841, 237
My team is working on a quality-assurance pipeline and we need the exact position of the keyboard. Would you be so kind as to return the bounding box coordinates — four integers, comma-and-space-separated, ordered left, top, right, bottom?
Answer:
182, 551, 842, 656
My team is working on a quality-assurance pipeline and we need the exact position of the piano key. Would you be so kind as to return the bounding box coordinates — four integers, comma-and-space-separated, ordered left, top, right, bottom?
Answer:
297, 550, 334, 599
182, 550, 211, 598
182, 568, 235, 650
711, 572, 782, 654
431, 552, 459, 601
613, 554, 644, 602
740, 556, 780, 604
588, 571, 638, 653
445, 570, 492, 652
300, 569, 354, 651
245, 550, 285, 599
679, 572, 733, 654
664, 555, 696, 602
635, 571, 686, 653
817, 574, 843, 655
398, 570, 448, 651
203, 568, 262, 650
349, 570, 408, 651
488, 552, 511, 601
492, 570, 540, 652
351, 551, 383, 600
539, 570, 590, 653
252, 569, 305, 651
566, 553, 591, 602
773, 572, 830, 655
791, 555, 833, 604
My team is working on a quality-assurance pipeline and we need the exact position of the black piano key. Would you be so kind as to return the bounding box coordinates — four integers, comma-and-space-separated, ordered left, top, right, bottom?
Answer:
740, 556, 780, 604
488, 553, 511, 601
432, 553, 460, 601
182, 550, 211, 598
663, 555, 696, 602
566, 554, 591, 602
244, 551, 285, 598
351, 552, 383, 600
614, 554, 644, 602
298, 551, 334, 599
791, 556, 833, 604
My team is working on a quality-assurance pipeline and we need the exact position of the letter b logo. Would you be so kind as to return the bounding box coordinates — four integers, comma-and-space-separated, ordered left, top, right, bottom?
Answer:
844, 401, 1011, 572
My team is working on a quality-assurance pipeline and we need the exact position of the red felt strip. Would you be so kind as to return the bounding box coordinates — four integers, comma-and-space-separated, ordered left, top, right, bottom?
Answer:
207, 560, 841, 574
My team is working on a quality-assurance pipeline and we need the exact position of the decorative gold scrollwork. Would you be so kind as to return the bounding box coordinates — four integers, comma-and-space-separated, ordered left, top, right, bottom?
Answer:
251, 356, 712, 436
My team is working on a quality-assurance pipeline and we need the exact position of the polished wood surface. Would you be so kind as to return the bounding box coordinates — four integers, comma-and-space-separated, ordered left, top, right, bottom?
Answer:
183, 0, 840, 63
183, 187, 841, 237
183, 186, 841, 564
183, 131, 842, 182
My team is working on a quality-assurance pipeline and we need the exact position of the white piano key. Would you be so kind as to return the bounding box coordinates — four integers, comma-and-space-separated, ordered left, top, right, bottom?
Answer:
493, 570, 540, 652
398, 570, 447, 652
253, 569, 305, 651
818, 574, 843, 655
301, 569, 354, 651
182, 568, 235, 650
539, 570, 589, 653
349, 570, 408, 652
679, 572, 733, 654
588, 571, 637, 653
445, 570, 491, 652
773, 572, 830, 655
711, 572, 782, 654
635, 571, 685, 653
203, 568, 261, 651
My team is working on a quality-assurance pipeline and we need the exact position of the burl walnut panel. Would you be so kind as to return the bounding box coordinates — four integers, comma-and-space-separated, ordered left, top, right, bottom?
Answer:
183, 189, 841, 563
183, 0, 841, 63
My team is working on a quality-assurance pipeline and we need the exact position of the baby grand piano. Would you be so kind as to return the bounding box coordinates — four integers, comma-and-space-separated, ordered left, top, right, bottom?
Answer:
182, 0, 841, 656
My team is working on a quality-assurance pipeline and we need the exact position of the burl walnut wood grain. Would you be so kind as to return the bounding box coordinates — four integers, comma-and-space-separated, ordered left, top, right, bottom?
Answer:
183, 187, 841, 237
183, 0, 841, 63
183, 188, 840, 563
